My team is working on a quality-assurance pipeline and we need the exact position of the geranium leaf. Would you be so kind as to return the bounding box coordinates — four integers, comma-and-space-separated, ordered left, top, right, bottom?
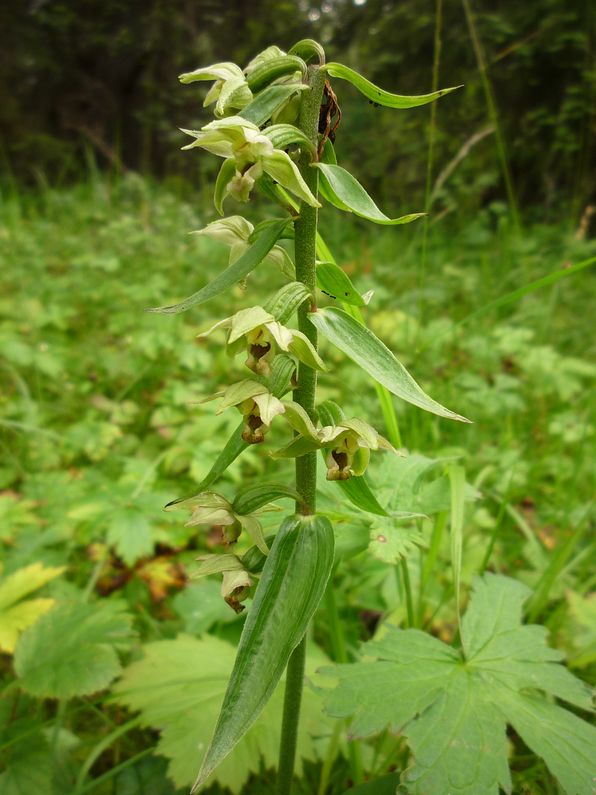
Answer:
322, 573, 595, 795
314, 163, 425, 225
309, 307, 470, 422
113, 634, 329, 794
324, 62, 462, 109
147, 219, 289, 314
15, 600, 135, 698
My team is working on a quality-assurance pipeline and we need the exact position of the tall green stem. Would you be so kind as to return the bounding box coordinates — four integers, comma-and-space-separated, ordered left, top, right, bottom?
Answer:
276, 64, 326, 795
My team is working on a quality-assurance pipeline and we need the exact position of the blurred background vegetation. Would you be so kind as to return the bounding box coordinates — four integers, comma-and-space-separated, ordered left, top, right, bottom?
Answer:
1, 0, 595, 224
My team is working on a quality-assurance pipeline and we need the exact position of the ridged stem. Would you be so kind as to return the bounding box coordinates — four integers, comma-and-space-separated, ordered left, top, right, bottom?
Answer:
276, 64, 326, 795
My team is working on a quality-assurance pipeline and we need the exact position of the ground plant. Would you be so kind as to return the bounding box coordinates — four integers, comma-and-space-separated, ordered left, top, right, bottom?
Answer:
0, 34, 594, 795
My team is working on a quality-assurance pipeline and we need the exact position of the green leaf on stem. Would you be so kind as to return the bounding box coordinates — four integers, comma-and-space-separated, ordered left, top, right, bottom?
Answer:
324, 62, 462, 109
314, 163, 424, 226
147, 219, 289, 314
309, 307, 470, 422
322, 574, 595, 795
316, 261, 365, 306
232, 483, 304, 515
239, 84, 308, 127
192, 514, 334, 790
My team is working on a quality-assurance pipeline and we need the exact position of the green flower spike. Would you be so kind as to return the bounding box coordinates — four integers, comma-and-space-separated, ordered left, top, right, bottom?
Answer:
198, 306, 326, 378
180, 117, 320, 208
178, 62, 252, 118
165, 490, 270, 555
195, 216, 294, 279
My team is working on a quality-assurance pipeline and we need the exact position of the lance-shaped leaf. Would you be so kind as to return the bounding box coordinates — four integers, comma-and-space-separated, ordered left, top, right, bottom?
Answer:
309, 307, 470, 422
240, 84, 308, 127
324, 62, 462, 109
322, 574, 595, 795
314, 163, 425, 226
193, 514, 334, 790
316, 261, 366, 306
147, 219, 288, 314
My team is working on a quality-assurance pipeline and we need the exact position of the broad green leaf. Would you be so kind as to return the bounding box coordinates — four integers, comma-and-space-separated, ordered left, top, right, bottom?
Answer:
239, 84, 307, 127
113, 634, 328, 794
196, 422, 248, 492
14, 600, 135, 698
314, 163, 425, 225
322, 574, 595, 795
338, 475, 389, 516
317, 261, 365, 306
0, 726, 54, 795
309, 307, 469, 422
194, 514, 334, 789
324, 62, 462, 109
147, 219, 289, 314
339, 774, 401, 795
368, 520, 426, 564
263, 281, 311, 323
0, 562, 65, 653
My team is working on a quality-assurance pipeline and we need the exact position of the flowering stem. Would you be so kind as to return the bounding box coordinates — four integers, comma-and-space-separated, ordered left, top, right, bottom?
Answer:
276, 64, 326, 795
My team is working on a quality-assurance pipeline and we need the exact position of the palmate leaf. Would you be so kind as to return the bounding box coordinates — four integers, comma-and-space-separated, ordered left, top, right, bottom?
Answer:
147, 219, 289, 314
309, 307, 469, 422
322, 574, 595, 795
0, 562, 64, 653
14, 600, 135, 698
324, 62, 462, 109
113, 634, 330, 794
314, 163, 425, 226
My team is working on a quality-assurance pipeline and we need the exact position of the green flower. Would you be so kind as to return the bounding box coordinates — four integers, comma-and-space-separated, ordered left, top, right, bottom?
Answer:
198, 306, 326, 378
178, 62, 252, 118
191, 553, 254, 614
195, 216, 294, 279
181, 117, 320, 208
272, 415, 396, 480
203, 379, 287, 444
166, 489, 270, 554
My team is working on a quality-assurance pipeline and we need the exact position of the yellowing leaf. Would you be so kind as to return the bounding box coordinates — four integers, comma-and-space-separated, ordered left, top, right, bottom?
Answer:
0, 563, 65, 653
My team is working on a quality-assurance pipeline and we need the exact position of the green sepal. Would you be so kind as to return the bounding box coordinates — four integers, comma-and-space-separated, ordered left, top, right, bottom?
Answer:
246, 55, 307, 92
147, 219, 289, 314
192, 514, 334, 790
288, 39, 326, 65
317, 261, 365, 306
239, 84, 308, 127
194, 554, 244, 577
271, 435, 322, 459
315, 163, 425, 226
309, 307, 470, 422
324, 62, 462, 109
214, 158, 237, 215
232, 483, 304, 515
264, 282, 311, 323
281, 401, 319, 440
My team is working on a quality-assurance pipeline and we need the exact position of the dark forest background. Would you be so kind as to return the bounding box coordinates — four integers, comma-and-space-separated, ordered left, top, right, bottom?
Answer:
0, 0, 594, 223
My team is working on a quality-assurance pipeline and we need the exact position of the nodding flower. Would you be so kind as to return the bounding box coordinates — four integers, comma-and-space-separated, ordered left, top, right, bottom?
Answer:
180, 117, 320, 209
197, 306, 326, 379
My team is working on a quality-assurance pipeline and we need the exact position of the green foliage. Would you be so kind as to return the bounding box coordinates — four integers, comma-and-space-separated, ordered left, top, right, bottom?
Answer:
322, 574, 595, 794
113, 634, 328, 793
14, 600, 135, 698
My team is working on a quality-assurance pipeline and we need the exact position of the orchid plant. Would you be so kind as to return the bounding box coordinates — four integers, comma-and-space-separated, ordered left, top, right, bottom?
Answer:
153, 39, 469, 793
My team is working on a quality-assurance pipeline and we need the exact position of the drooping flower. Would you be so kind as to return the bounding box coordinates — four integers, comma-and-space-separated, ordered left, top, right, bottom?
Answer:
198, 306, 326, 377
180, 117, 320, 208
194, 216, 294, 279
178, 62, 253, 118
203, 379, 287, 444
